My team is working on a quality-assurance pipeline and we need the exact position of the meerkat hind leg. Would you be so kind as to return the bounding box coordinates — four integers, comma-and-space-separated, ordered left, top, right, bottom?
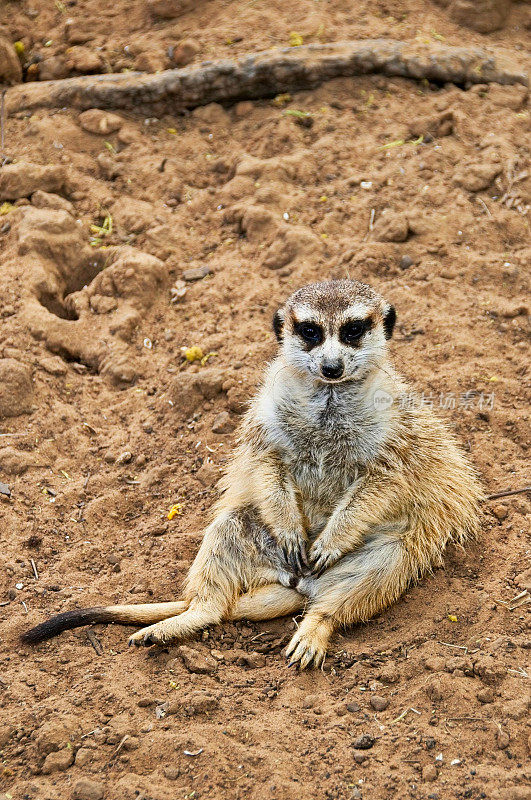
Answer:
232, 583, 304, 620
128, 584, 305, 647
286, 535, 409, 669
128, 598, 223, 647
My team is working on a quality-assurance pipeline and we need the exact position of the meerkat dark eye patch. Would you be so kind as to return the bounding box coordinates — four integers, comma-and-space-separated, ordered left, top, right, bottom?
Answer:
340, 319, 370, 346
294, 321, 323, 348
273, 310, 284, 342
383, 305, 396, 340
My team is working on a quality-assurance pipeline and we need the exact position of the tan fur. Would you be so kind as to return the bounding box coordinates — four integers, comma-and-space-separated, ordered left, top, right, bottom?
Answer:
23, 280, 482, 667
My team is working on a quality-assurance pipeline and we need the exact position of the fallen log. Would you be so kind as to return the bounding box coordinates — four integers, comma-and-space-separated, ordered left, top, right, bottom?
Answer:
6, 39, 528, 116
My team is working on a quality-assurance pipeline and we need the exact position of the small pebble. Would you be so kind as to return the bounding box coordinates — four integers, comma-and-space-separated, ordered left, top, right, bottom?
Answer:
115, 451, 133, 466
422, 764, 438, 782
182, 265, 211, 282
492, 504, 508, 520
352, 734, 375, 750
72, 778, 104, 800
177, 645, 217, 674
378, 664, 400, 684
370, 695, 389, 712
477, 687, 494, 704
496, 728, 510, 750
399, 254, 414, 270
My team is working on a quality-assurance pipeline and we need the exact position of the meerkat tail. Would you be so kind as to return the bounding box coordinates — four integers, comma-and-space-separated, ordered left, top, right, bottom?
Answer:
21, 601, 188, 644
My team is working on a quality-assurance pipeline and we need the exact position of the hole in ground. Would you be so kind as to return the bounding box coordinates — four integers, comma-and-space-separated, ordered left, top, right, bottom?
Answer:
38, 290, 79, 320
47, 343, 97, 373
37, 257, 104, 320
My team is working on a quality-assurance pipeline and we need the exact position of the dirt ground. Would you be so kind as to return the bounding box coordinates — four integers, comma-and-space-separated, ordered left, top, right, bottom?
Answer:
0, 1, 530, 799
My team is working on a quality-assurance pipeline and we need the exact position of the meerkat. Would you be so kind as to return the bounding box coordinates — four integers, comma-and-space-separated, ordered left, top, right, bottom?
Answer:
23, 280, 483, 668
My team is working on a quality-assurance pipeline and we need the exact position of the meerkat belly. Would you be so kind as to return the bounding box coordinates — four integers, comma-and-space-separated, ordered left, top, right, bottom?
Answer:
284, 434, 362, 535
272, 391, 387, 532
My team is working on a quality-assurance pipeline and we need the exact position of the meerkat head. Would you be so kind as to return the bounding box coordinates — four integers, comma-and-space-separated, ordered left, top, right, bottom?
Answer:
273, 280, 396, 384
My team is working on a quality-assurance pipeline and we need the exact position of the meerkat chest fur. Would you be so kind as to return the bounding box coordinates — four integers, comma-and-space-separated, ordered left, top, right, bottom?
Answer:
255, 360, 394, 527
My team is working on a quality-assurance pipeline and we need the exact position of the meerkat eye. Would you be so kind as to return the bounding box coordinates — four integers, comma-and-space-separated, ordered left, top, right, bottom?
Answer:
340, 320, 366, 345
295, 321, 323, 345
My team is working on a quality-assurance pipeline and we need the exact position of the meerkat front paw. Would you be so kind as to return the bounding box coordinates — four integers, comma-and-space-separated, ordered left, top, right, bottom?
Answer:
275, 530, 310, 576
308, 538, 343, 576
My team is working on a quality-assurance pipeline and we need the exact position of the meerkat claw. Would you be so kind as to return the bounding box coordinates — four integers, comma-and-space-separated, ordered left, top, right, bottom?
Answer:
280, 537, 309, 577
285, 638, 325, 670
128, 626, 165, 648
310, 547, 342, 577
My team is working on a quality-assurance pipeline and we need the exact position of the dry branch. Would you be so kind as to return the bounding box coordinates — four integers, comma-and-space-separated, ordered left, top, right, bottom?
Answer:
6, 39, 528, 116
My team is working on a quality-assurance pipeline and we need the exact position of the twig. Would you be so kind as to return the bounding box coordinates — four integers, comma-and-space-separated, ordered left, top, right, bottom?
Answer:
86, 629, 103, 655
508, 590, 528, 604
476, 196, 492, 217
507, 667, 528, 678
484, 486, 530, 501
363, 208, 376, 241
30, 559, 39, 580
109, 734, 129, 762
389, 707, 419, 724
438, 641, 467, 653
509, 596, 531, 611
0, 88, 5, 158
5, 40, 528, 115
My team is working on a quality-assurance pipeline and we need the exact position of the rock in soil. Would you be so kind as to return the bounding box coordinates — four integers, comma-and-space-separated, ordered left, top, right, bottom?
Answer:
492, 503, 508, 520
168, 692, 220, 715
0, 359, 34, 418
447, 0, 512, 33
422, 764, 438, 782
72, 778, 104, 800
477, 687, 495, 703
373, 212, 409, 242
370, 695, 389, 711
79, 109, 124, 135
182, 264, 212, 281
211, 411, 235, 434
352, 734, 375, 750
177, 645, 218, 674
453, 162, 502, 192
42, 748, 75, 773
496, 727, 510, 749
0, 36, 22, 84
147, 0, 194, 18
0, 163, 66, 201
171, 39, 200, 66
378, 664, 400, 684
32, 190, 75, 214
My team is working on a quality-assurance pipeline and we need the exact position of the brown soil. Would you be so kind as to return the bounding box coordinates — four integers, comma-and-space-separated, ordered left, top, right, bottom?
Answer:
0, 2, 530, 800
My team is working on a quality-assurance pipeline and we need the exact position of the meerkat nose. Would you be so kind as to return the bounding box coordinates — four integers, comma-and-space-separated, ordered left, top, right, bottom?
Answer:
321, 360, 344, 380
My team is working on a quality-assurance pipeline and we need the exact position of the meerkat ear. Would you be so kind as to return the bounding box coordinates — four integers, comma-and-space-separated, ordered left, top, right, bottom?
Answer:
273, 309, 285, 342
383, 304, 396, 339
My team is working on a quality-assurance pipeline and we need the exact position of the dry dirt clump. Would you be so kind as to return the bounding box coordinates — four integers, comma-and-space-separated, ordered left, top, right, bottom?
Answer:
0, 1, 529, 800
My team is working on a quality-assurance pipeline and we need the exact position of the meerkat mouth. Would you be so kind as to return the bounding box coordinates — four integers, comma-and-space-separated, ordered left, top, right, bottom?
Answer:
317, 376, 354, 386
